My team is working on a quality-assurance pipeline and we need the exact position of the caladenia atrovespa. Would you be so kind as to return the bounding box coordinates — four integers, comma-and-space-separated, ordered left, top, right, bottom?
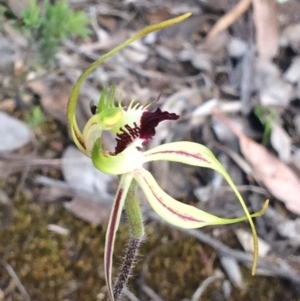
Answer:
67, 13, 268, 301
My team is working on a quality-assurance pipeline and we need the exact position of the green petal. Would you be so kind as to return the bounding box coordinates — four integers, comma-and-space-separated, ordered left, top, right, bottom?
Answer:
104, 173, 133, 301
143, 141, 266, 275
143, 141, 219, 167
67, 13, 191, 155
70, 120, 86, 154
92, 139, 143, 175
82, 115, 103, 156
134, 168, 267, 229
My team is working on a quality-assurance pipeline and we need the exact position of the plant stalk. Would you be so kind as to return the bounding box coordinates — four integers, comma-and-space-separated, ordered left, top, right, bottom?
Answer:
113, 179, 144, 300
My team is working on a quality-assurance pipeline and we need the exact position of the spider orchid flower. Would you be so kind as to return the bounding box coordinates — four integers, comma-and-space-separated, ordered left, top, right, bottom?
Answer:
67, 13, 268, 301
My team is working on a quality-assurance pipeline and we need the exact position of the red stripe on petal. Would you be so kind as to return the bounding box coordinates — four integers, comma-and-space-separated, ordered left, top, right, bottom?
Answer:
145, 150, 211, 164
105, 188, 123, 301
73, 126, 86, 149
141, 173, 202, 223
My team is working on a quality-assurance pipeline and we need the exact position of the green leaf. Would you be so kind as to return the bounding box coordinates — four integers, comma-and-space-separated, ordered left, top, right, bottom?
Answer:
25, 105, 46, 129
254, 106, 275, 146
21, 0, 42, 28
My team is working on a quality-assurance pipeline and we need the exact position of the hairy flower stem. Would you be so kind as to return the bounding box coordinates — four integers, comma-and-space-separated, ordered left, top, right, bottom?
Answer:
113, 180, 144, 300
113, 236, 142, 300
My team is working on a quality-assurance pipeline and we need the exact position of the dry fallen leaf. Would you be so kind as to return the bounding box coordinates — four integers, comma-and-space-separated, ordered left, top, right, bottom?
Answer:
61, 146, 115, 224
27, 79, 73, 124
0, 111, 33, 153
259, 77, 294, 107
277, 218, 300, 245
280, 23, 300, 52
270, 123, 291, 163
64, 197, 111, 225
220, 256, 245, 290
214, 110, 300, 215
252, 0, 279, 60
284, 56, 300, 84
34, 175, 113, 225
62, 146, 114, 198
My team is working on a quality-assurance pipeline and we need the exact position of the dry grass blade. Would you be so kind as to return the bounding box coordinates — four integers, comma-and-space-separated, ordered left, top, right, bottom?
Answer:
205, 0, 251, 42
3, 262, 31, 301
142, 285, 165, 301
123, 288, 140, 301
252, 0, 279, 60
214, 110, 300, 215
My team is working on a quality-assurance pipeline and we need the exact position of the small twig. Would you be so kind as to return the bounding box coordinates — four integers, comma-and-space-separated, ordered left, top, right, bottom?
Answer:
219, 185, 267, 196
240, 42, 255, 115
205, 0, 252, 42
142, 285, 165, 301
123, 288, 140, 301
3, 262, 31, 301
191, 274, 223, 301
14, 135, 38, 200
0, 154, 88, 166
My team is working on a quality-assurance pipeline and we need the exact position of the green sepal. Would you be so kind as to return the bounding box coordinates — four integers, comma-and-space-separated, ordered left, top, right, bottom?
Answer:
144, 141, 268, 275
135, 168, 268, 229
66, 13, 192, 155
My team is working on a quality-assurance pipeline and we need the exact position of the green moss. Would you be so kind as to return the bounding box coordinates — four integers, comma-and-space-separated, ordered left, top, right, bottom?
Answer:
0, 197, 299, 301
0, 196, 107, 300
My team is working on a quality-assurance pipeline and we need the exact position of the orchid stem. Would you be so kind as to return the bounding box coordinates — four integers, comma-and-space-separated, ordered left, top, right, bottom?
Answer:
125, 180, 144, 237
113, 180, 144, 300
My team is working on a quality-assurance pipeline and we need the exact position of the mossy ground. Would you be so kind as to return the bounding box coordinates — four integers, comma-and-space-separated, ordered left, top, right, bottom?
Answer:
0, 119, 298, 301
0, 195, 299, 301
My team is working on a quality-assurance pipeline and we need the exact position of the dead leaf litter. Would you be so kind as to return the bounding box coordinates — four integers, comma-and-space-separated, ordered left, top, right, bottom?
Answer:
1, 0, 300, 300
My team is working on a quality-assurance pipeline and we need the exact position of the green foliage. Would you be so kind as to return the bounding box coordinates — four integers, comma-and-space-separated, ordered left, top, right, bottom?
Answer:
20, 0, 90, 65
0, 4, 7, 15
254, 106, 275, 146
22, 0, 42, 28
25, 105, 46, 129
